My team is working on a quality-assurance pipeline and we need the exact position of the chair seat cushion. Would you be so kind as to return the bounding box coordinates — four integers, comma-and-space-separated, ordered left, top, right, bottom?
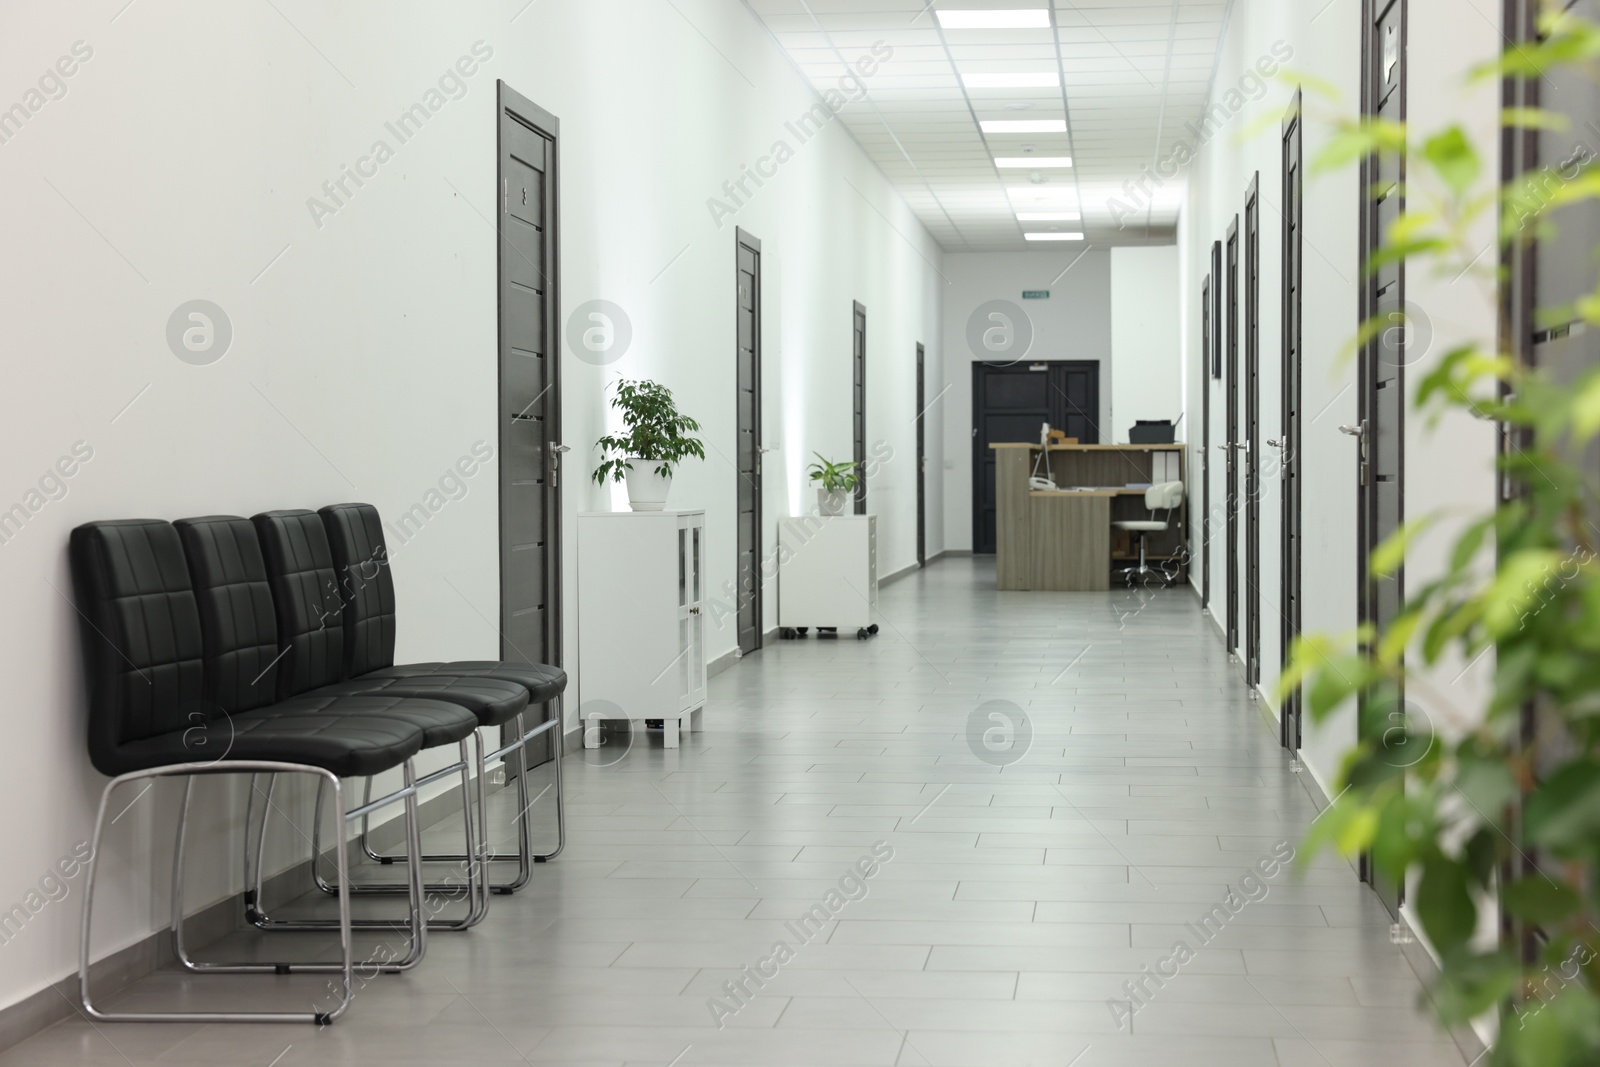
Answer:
313, 676, 528, 732
109, 697, 433, 778
1114, 521, 1169, 532
365, 662, 568, 704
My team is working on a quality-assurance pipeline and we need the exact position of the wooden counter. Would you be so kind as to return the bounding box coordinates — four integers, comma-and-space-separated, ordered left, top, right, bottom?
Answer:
991, 443, 1187, 591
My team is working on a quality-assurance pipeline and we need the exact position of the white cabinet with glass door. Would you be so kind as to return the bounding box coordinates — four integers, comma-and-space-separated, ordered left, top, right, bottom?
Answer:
576, 510, 706, 748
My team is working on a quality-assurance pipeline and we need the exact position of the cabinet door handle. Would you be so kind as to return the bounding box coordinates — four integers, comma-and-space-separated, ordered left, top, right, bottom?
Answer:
689, 606, 700, 615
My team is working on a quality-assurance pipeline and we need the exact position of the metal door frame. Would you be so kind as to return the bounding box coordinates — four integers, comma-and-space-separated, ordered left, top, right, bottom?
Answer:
496, 81, 561, 673
853, 301, 867, 516
1201, 271, 1213, 612
1281, 91, 1305, 752
735, 226, 763, 654
1245, 176, 1262, 686
1225, 217, 1241, 655
1357, 0, 1408, 918
916, 342, 926, 568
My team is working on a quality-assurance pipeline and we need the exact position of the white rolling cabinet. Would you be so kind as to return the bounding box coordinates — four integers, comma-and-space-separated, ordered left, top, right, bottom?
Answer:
777, 515, 879, 639
576, 510, 706, 748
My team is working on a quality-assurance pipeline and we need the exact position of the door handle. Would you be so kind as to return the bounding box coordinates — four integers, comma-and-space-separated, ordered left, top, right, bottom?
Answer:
1338, 423, 1365, 440
1265, 438, 1283, 448
547, 443, 571, 488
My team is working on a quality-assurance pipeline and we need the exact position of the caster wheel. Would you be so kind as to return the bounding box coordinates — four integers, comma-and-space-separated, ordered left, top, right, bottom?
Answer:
868, 624, 879, 635
818, 627, 837, 640
797, 627, 809, 636
856, 628, 868, 640
779, 627, 796, 639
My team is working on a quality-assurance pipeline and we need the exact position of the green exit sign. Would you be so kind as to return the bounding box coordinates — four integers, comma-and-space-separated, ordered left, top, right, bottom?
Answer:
1022, 290, 1050, 300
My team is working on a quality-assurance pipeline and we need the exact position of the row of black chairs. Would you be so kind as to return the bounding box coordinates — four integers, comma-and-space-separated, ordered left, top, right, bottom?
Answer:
70, 503, 565, 1024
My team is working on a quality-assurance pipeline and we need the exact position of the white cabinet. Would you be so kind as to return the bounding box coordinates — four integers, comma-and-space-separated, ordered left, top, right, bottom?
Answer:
777, 515, 879, 638
577, 510, 705, 748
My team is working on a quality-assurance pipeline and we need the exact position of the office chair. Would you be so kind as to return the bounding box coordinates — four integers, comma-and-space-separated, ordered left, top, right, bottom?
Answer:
1114, 481, 1185, 586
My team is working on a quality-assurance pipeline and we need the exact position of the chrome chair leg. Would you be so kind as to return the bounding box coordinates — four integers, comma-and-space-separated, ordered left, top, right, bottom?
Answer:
354, 697, 567, 895
307, 742, 485, 929
84, 762, 369, 1024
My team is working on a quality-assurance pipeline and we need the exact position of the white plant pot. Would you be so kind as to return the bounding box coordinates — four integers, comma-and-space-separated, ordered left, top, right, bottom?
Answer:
625, 460, 672, 512
817, 488, 849, 516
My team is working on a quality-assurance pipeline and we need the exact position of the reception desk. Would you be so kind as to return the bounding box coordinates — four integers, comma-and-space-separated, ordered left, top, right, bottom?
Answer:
990, 443, 1187, 591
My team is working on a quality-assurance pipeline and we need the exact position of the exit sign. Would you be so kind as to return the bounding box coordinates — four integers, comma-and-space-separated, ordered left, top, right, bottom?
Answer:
1022, 290, 1050, 299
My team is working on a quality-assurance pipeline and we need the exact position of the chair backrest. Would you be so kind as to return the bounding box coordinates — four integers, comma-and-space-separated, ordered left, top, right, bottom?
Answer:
69, 520, 208, 772
1145, 480, 1185, 512
318, 503, 397, 678
174, 515, 283, 714
252, 510, 345, 699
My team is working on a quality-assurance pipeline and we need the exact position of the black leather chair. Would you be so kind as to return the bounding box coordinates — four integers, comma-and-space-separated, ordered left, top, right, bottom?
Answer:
175, 515, 518, 932
317, 502, 568, 891
69, 519, 446, 1025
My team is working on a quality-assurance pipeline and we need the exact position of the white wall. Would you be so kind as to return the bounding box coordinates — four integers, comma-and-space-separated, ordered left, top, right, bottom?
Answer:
1110, 246, 1182, 442
0, 0, 943, 1011
939, 249, 1112, 552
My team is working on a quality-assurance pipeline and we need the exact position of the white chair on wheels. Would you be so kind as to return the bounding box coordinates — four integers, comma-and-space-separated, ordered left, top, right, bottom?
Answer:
1115, 481, 1185, 586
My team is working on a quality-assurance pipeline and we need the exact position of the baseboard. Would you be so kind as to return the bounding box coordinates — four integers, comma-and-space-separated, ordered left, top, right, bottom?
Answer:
1393, 912, 1490, 1063
938, 549, 973, 557
708, 646, 740, 679
0, 778, 474, 1054
879, 561, 921, 588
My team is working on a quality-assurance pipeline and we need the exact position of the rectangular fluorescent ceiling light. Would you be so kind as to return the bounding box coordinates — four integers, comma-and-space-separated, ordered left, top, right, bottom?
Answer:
1024, 232, 1085, 241
963, 72, 1059, 88
981, 119, 1067, 134
1017, 211, 1080, 221
937, 9, 1051, 28
995, 156, 1072, 168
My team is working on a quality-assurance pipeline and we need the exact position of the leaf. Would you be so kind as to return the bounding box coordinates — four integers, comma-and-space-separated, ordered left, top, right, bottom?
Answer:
1371, 515, 1435, 578
1501, 106, 1572, 131
1525, 761, 1600, 851
1570, 367, 1600, 442
1501, 876, 1582, 925
1415, 859, 1476, 953
1423, 127, 1481, 198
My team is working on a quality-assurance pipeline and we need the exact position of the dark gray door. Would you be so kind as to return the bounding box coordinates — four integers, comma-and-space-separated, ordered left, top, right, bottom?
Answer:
853, 301, 867, 515
498, 83, 560, 767
1358, 0, 1406, 919
971, 361, 1101, 553
1245, 177, 1262, 686
1225, 218, 1241, 656
735, 228, 763, 656
1281, 92, 1305, 753
916, 342, 926, 568
1201, 272, 1213, 612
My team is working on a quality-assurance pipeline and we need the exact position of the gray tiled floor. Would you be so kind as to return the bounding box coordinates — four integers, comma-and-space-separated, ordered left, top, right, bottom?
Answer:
2, 558, 1467, 1065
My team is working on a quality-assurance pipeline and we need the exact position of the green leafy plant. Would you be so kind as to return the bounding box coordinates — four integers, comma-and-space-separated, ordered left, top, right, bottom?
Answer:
806, 453, 860, 495
592, 378, 706, 484
1284, 10, 1600, 1065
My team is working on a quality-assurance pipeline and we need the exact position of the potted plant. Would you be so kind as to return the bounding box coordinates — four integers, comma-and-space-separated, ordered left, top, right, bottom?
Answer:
592, 379, 705, 511
806, 453, 859, 516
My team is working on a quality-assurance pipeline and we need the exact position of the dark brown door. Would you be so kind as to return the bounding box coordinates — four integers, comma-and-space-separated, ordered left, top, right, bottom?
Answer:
853, 301, 867, 515
1280, 92, 1305, 753
1245, 177, 1262, 686
1358, 0, 1407, 919
971, 361, 1100, 553
497, 82, 560, 766
916, 342, 926, 568
735, 228, 763, 656
1225, 218, 1241, 656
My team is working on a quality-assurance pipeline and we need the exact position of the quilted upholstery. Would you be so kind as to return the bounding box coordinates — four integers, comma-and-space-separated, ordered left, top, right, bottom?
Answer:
318, 503, 396, 679
318, 502, 567, 705
173, 516, 283, 713
69, 520, 428, 777
181, 514, 480, 747
252, 510, 345, 700
69, 520, 208, 770
365, 661, 567, 705
311, 675, 528, 732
